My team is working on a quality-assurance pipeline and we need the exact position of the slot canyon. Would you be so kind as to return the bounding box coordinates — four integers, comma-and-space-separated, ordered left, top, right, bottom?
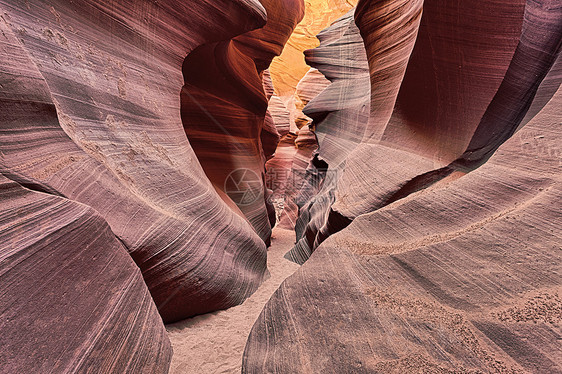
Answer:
0, 0, 561, 373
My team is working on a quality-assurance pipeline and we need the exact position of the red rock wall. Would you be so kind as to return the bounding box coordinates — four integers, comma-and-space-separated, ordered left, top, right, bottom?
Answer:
287, 0, 562, 263
243, 0, 562, 369
0, 173, 172, 373
1, 0, 560, 372
243, 82, 562, 373
288, 11, 371, 261
1, 0, 305, 370
0, 0, 273, 325
180, 0, 305, 245
0, 3, 297, 366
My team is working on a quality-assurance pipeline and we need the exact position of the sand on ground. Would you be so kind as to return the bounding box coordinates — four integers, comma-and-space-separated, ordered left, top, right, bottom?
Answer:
166, 228, 300, 374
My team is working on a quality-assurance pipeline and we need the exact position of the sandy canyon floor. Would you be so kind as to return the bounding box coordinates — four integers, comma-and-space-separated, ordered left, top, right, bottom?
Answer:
166, 228, 300, 373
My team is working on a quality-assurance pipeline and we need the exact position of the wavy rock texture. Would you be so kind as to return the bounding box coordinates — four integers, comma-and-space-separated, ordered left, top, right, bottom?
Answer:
277, 125, 319, 228
0, 174, 172, 373
262, 70, 282, 164
265, 95, 297, 220
269, 0, 358, 96
2, 0, 560, 372
0, 0, 270, 324
243, 81, 562, 373
266, 69, 330, 229
304, 12, 370, 166
264, 2, 364, 228
272, 68, 331, 229
181, 0, 305, 245
262, 70, 282, 228
288, 0, 562, 263
244, 0, 562, 371
286, 11, 371, 260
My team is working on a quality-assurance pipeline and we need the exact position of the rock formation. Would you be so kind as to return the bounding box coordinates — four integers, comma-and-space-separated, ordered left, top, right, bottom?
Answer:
0, 0, 273, 325
287, 0, 562, 263
269, 0, 358, 97
1, 0, 560, 372
243, 83, 562, 373
269, 68, 330, 230
0, 0, 304, 370
265, 94, 298, 221
286, 10, 371, 261
243, 0, 562, 372
0, 174, 172, 373
181, 0, 305, 245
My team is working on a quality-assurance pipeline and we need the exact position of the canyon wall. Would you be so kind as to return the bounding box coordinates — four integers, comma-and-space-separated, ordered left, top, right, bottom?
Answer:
287, 0, 562, 264
287, 10, 371, 261
0, 0, 272, 325
0, 173, 172, 373
269, 0, 358, 97
243, 0, 562, 372
0, 0, 299, 371
181, 0, 305, 245
244, 84, 562, 373
1, 0, 560, 372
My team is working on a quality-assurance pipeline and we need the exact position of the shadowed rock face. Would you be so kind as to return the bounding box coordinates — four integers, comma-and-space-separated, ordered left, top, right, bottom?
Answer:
267, 68, 330, 230
0, 0, 306, 370
286, 11, 371, 262
1, 0, 560, 371
0, 0, 274, 327
243, 0, 562, 372
286, 0, 562, 263
264, 94, 298, 223
181, 0, 305, 245
0, 174, 172, 373
243, 85, 562, 373
287, 0, 423, 262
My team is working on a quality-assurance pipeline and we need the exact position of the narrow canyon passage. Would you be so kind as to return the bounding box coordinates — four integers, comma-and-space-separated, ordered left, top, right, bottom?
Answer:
0, 0, 560, 373
166, 228, 299, 374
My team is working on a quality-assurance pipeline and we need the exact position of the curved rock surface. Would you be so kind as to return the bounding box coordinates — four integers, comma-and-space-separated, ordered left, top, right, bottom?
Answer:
277, 125, 319, 229
2, 0, 560, 372
244, 0, 562, 371
288, 0, 562, 263
271, 68, 330, 230
243, 55, 562, 374
269, 0, 358, 96
181, 0, 305, 244
265, 94, 297, 221
288, 11, 371, 261
0, 0, 270, 324
0, 174, 172, 373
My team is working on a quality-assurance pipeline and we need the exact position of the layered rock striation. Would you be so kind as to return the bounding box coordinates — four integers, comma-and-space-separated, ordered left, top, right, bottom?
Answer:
244, 0, 562, 372
0, 0, 302, 371
1, 0, 560, 372
287, 10, 371, 261
0, 173, 172, 373
243, 83, 562, 373
0, 0, 272, 325
287, 0, 562, 263
269, 0, 358, 96
181, 0, 305, 245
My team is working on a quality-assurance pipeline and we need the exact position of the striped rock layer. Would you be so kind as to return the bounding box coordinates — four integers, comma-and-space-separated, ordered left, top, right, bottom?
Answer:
269, 68, 330, 230
0, 174, 172, 373
0, 0, 272, 325
0, 0, 300, 371
287, 11, 371, 261
269, 0, 358, 96
263, 70, 329, 228
287, 0, 562, 263
243, 81, 562, 374
181, 0, 305, 245
243, 0, 562, 370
